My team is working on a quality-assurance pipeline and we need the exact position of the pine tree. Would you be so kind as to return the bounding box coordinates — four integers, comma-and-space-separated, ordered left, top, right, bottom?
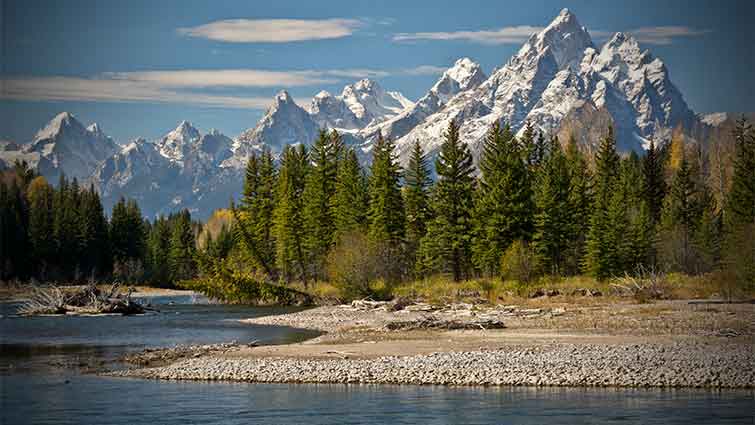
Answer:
0, 180, 29, 280
273, 145, 310, 285
659, 155, 699, 273
238, 149, 277, 274
146, 216, 172, 286
169, 209, 196, 281
367, 132, 405, 245
472, 122, 533, 276
723, 117, 755, 289
303, 130, 342, 279
403, 141, 432, 261
78, 184, 110, 278
419, 121, 475, 281
728, 117, 755, 225
110, 197, 145, 265
26, 176, 55, 279
642, 139, 667, 224
564, 136, 592, 274
585, 126, 621, 279
334, 148, 368, 236
532, 137, 571, 275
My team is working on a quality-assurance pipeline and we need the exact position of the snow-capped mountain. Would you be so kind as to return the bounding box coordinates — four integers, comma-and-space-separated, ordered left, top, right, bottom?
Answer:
94, 121, 238, 218
309, 78, 414, 131
358, 58, 487, 148
391, 8, 699, 165
234, 91, 320, 159
0, 112, 119, 181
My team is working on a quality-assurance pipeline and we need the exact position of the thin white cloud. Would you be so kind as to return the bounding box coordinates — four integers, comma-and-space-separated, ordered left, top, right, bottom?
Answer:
1, 76, 273, 109
105, 69, 336, 88
393, 25, 543, 45
1, 65, 446, 109
178, 18, 363, 43
395, 24, 709, 46
627, 26, 711, 45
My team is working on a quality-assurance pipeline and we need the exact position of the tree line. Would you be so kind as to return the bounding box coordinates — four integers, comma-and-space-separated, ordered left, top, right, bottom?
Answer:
2, 116, 752, 297
0, 166, 199, 286
206, 117, 753, 298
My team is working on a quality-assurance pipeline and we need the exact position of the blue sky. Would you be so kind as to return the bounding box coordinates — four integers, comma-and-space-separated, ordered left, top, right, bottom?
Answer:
1, 0, 753, 143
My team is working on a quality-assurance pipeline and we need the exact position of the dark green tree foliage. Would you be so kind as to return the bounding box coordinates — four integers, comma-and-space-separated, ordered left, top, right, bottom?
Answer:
146, 216, 172, 286
274, 144, 310, 284
334, 148, 368, 235
403, 141, 432, 256
728, 117, 755, 224
205, 223, 235, 260
585, 126, 622, 279
564, 137, 592, 274
77, 184, 110, 278
27, 177, 55, 278
367, 132, 405, 244
303, 130, 343, 278
532, 137, 571, 275
169, 209, 196, 281
420, 121, 475, 281
53, 175, 82, 278
724, 117, 755, 288
109, 197, 145, 264
0, 179, 29, 280
659, 155, 702, 273
472, 122, 533, 275
642, 139, 667, 224
239, 149, 277, 273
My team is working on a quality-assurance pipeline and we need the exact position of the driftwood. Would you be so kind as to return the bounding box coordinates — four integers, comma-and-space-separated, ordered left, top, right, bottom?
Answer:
384, 315, 506, 331
18, 283, 147, 316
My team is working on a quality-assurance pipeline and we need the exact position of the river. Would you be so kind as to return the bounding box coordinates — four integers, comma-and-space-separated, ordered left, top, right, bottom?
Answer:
1, 295, 752, 424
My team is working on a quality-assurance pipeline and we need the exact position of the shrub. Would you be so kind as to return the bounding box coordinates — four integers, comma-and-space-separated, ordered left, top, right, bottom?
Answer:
500, 240, 539, 284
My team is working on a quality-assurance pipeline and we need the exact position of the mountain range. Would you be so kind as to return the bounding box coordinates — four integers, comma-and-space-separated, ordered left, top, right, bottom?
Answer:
0, 9, 729, 219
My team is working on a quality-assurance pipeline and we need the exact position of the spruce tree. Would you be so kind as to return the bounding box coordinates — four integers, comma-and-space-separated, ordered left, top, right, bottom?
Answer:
419, 121, 475, 281
334, 148, 368, 236
643, 139, 667, 224
723, 117, 755, 288
169, 209, 196, 281
238, 149, 277, 274
403, 141, 432, 260
565, 136, 592, 274
532, 137, 571, 275
273, 145, 310, 285
584, 126, 621, 279
367, 132, 405, 245
146, 216, 173, 286
659, 155, 699, 273
472, 122, 533, 276
303, 130, 342, 279
26, 176, 55, 279
78, 184, 110, 278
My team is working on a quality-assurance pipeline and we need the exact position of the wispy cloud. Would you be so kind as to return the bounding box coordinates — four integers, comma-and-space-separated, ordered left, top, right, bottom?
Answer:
178, 18, 363, 43
1, 65, 446, 109
1, 76, 274, 109
625, 26, 711, 45
395, 24, 709, 46
393, 25, 543, 45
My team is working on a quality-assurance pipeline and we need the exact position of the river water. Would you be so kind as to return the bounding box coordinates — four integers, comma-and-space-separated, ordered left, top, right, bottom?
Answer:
1, 295, 753, 424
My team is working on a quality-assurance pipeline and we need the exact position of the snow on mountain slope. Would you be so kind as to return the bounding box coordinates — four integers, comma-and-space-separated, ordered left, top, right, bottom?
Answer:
0, 112, 119, 181
393, 8, 595, 164
309, 79, 414, 131
358, 58, 487, 149
393, 8, 699, 166
234, 91, 320, 159
94, 122, 238, 219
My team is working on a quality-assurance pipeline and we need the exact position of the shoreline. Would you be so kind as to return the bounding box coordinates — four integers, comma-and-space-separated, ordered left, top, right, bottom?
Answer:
110, 301, 755, 389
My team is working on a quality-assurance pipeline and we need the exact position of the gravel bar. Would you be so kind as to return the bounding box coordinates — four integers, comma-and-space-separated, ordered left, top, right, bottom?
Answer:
110, 341, 754, 388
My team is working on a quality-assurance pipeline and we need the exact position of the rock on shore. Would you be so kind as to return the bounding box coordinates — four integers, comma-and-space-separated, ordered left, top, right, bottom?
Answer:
111, 341, 754, 388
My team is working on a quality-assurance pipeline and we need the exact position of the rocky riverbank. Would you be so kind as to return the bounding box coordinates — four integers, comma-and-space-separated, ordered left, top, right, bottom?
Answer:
111, 340, 753, 388
110, 300, 755, 388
